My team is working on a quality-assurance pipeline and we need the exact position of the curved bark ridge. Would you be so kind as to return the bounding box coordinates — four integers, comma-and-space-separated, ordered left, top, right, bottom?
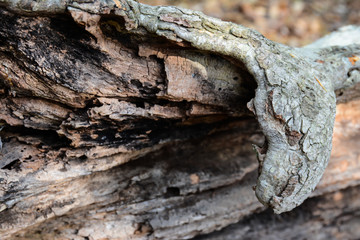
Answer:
251, 48, 336, 213
3, 0, 359, 214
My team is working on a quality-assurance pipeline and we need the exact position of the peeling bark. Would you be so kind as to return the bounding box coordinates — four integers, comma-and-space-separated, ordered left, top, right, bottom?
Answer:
0, 0, 359, 239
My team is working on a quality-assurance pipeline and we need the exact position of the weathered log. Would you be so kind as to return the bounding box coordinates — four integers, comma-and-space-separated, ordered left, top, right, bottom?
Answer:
0, 0, 359, 239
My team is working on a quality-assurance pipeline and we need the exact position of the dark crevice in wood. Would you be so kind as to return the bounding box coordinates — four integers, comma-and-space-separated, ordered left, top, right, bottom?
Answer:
1, 159, 21, 171
4, 126, 72, 149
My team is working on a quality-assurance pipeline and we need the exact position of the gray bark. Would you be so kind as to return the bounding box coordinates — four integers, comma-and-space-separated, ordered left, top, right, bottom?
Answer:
0, 0, 359, 239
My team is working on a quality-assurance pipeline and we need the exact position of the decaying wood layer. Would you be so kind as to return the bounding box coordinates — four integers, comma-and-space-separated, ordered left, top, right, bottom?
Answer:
0, 1, 359, 239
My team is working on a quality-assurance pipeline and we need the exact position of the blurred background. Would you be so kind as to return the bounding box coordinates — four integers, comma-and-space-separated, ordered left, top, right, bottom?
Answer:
139, 0, 360, 46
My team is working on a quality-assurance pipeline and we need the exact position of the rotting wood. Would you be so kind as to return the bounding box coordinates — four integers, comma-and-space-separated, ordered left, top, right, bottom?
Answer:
0, 0, 359, 239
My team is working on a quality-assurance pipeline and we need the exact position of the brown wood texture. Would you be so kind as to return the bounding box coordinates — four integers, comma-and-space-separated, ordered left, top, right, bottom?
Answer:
0, 5, 359, 240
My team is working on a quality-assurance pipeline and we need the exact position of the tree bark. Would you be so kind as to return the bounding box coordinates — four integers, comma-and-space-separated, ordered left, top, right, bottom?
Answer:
0, 0, 359, 239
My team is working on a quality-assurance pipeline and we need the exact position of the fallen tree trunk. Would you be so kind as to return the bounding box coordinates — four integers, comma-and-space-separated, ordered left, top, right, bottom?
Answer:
0, 0, 359, 239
